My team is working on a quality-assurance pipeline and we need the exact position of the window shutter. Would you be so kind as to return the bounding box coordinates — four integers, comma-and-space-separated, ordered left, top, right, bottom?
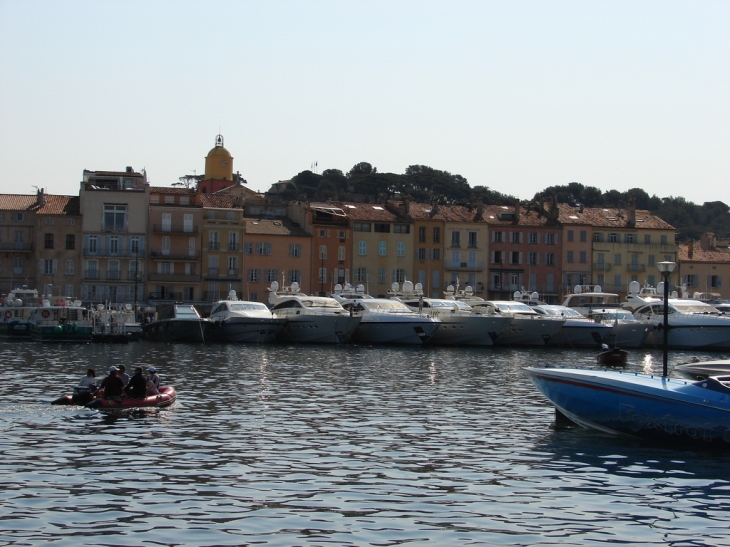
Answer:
537, 233, 541, 244
518, 252, 522, 264
519, 232, 524, 243
53, 260, 57, 274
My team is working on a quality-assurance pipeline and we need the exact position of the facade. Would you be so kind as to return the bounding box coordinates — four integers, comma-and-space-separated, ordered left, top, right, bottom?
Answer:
408, 202, 446, 298
201, 194, 244, 302
484, 202, 563, 303
440, 204, 490, 297
558, 203, 594, 294
677, 233, 730, 299
79, 167, 149, 304
242, 217, 312, 301
0, 194, 40, 293
147, 187, 202, 302
34, 193, 83, 300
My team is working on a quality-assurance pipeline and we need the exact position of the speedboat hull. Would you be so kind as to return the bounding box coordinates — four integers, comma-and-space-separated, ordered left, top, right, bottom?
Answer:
602, 321, 651, 348
277, 314, 361, 344
673, 360, 730, 380
143, 319, 208, 342
352, 319, 439, 346
208, 317, 286, 343
429, 315, 512, 346
546, 322, 610, 348
643, 324, 730, 350
494, 317, 564, 347
525, 367, 730, 446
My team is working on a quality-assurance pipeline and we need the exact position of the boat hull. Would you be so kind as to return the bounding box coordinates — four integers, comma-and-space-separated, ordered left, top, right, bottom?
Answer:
143, 319, 208, 342
277, 314, 361, 344
429, 315, 512, 346
673, 360, 730, 380
643, 324, 730, 350
208, 317, 286, 343
602, 322, 651, 348
30, 323, 93, 343
0, 320, 32, 338
351, 320, 439, 346
494, 318, 564, 347
545, 323, 609, 348
525, 367, 730, 446
85, 386, 177, 410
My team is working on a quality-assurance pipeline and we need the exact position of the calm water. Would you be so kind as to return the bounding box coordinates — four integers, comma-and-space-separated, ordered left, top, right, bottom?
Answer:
1, 340, 729, 547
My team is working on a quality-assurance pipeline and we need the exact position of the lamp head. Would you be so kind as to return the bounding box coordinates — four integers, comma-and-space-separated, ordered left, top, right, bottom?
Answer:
657, 261, 677, 274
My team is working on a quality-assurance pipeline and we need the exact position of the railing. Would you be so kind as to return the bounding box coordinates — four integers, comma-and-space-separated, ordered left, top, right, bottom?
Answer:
445, 262, 485, 271
224, 269, 239, 277
83, 248, 145, 258
148, 273, 201, 282
85, 270, 100, 280
228, 243, 239, 251
148, 292, 182, 301
0, 243, 33, 251
208, 242, 220, 251
593, 263, 612, 271
107, 270, 121, 280
149, 251, 201, 260
152, 224, 198, 234
208, 268, 219, 275
626, 264, 646, 272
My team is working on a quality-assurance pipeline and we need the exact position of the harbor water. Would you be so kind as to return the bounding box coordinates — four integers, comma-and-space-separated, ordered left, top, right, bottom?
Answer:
1, 341, 729, 546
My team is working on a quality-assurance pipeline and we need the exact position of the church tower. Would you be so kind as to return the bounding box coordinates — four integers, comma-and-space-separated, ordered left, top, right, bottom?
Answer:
199, 134, 235, 193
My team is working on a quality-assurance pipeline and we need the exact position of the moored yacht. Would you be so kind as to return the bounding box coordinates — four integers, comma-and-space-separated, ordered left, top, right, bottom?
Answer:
208, 290, 286, 343
143, 303, 209, 342
28, 297, 93, 343
561, 285, 623, 315
334, 282, 439, 345
0, 286, 41, 338
530, 304, 611, 348
268, 281, 360, 344
585, 308, 651, 348
622, 280, 665, 311
392, 282, 512, 346
466, 299, 565, 346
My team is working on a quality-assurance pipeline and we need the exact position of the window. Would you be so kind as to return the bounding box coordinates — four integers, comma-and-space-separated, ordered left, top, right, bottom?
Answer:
545, 253, 556, 266
338, 246, 346, 260
451, 251, 460, 268
289, 243, 302, 257
686, 274, 696, 287
289, 270, 302, 283
492, 251, 503, 264
378, 241, 387, 256
161, 236, 170, 256
594, 232, 604, 242
451, 231, 461, 248
65, 259, 74, 275
161, 213, 172, 232
354, 222, 371, 232
509, 251, 521, 265
614, 253, 622, 265
319, 245, 327, 259
710, 275, 720, 288
418, 227, 426, 243
545, 233, 556, 244
625, 233, 635, 243
184, 214, 194, 233
227, 211, 235, 221
431, 249, 441, 260
244, 242, 253, 254
46, 217, 54, 226
13, 257, 23, 275
65, 234, 75, 250
184, 262, 194, 275
43, 259, 56, 275
433, 227, 440, 243
609, 233, 618, 243
228, 232, 239, 251
65, 284, 74, 297
614, 274, 622, 289
374, 223, 390, 233
103, 205, 127, 231
109, 236, 119, 255
510, 232, 521, 243
247, 269, 261, 282
338, 230, 346, 240
567, 250, 574, 263
228, 256, 238, 275
188, 237, 196, 257
180, 196, 189, 206
396, 242, 405, 257
417, 248, 427, 260
528, 252, 539, 265
208, 254, 218, 275
567, 230, 574, 242
67, 218, 75, 226
44, 233, 54, 249
378, 267, 387, 284
528, 232, 539, 244
468, 232, 477, 248
393, 224, 410, 234
266, 269, 278, 282
661, 235, 668, 245
318, 229, 327, 238
108, 260, 120, 279
648, 254, 655, 267
86, 260, 99, 279
579, 251, 587, 263
14, 213, 25, 222
358, 241, 367, 256
318, 268, 327, 283
256, 242, 271, 255
131, 236, 141, 254
355, 267, 368, 282
209, 231, 219, 250
393, 269, 406, 283
644, 234, 651, 244
493, 231, 504, 243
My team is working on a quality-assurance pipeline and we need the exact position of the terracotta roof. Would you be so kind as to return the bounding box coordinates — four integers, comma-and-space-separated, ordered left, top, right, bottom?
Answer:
564, 204, 674, 230
200, 194, 238, 209
678, 242, 730, 263
244, 217, 309, 237
0, 195, 38, 211
34, 195, 80, 215
400, 202, 477, 222
150, 186, 195, 195
334, 202, 399, 222
481, 204, 555, 227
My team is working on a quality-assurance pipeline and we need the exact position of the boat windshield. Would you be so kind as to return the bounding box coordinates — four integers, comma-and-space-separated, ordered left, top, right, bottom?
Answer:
494, 302, 534, 313
672, 302, 721, 314
593, 310, 635, 321
174, 306, 200, 318
300, 298, 343, 309
362, 301, 411, 311
229, 303, 268, 312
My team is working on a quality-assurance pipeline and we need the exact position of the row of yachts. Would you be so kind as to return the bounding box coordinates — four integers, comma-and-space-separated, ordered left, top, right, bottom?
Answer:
144, 280, 730, 350
4, 281, 730, 349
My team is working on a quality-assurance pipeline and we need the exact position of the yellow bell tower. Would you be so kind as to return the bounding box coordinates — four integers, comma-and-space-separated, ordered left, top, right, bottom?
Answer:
204, 134, 233, 181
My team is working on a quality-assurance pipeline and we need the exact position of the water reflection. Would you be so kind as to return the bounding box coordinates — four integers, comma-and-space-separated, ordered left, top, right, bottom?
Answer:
0, 341, 728, 545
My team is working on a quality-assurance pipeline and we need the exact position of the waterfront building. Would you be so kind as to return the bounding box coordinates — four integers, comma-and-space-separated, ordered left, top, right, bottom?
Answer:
79, 167, 149, 304
288, 202, 351, 296
407, 202, 446, 298
582, 199, 676, 299
557, 203, 594, 294
338, 201, 413, 298
34, 192, 83, 300
148, 187, 202, 303
677, 233, 730, 300
201, 194, 244, 302
439, 204, 490, 297
0, 194, 40, 294
483, 201, 563, 303
242, 217, 312, 301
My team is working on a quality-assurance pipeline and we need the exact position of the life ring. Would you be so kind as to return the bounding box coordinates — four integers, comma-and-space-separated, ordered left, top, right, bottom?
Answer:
42, 310, 51, 318
54, 299, 66, 307
4, 310, 12, 319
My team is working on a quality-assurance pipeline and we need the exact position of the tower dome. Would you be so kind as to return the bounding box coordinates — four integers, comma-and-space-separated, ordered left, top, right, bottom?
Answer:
204, 134, 233, 181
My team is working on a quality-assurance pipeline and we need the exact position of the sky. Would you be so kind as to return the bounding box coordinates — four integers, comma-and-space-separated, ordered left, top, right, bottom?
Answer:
1, 0, 728, 205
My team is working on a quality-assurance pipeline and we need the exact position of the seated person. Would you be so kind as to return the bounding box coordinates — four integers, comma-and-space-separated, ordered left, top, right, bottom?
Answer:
117, 364, 130, 386
100, 366, 125, 398
124, 366, 147, 399
146, 366, 160, 396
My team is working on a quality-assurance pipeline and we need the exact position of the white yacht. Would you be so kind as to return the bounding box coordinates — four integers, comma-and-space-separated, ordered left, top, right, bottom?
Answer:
91, 303, 143, 340
334, 282, 439, 346
561, 285, 624, 315
268, 281, 361, 344
143, 304, 209, 343
466, 300, 565, 347
622, 281, 665, 311
208, 290, 286, 343
392, 282, 512, 346
632, 298, 730, 350
0, 286, 41, 338
584, 308, 651, 348
530, 304, 611, 348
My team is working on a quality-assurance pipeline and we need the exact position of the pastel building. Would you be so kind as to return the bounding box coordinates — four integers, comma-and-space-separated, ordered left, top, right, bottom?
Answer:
441, 204, 491, 296
201, 194, 244, 302
408, 202, 446, 298
677, 233, 730, 299
557, 203, 594, 293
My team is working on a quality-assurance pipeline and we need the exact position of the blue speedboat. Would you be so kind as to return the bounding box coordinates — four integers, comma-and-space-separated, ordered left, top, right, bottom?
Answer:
525, 367, 730, 447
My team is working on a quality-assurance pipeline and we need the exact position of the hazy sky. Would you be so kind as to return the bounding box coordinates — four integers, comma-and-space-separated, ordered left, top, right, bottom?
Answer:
1, 1, 728, 205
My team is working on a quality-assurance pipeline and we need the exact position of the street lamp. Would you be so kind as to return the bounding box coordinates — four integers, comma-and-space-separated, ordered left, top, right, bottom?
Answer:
657, 261, 677, 377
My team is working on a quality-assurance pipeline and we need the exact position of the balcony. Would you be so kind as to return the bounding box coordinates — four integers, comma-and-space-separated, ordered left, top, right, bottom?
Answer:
148, 273, 201, 282
0, 243, 33, 252
593, 263, 612, 271
85, 270, 101, 280
228, 243, 239, 251
83, 248, 145, 258
149, 251, 201, 261
626, 264, 646, 272
208, 268, 219, 276
208, 242, 220, 251
148, 292, 182, 301
224, 268, 239, 277
445, 262, 485, 271
107, 270, 122, 280
152, 224, 198, 234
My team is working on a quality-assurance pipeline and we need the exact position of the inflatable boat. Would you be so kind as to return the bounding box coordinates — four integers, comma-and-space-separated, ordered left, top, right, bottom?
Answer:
52, 386, 177, 409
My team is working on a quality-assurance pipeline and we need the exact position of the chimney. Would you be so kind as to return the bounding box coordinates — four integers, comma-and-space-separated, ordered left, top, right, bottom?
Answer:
403, 197, 410, 215
430, 199, 439, 217
512, 199, 521, 224
579, 203, 584, 213
36, 187, 45, 206
700, 232, 716, 250
627, 197, 636, 227
688, 239, 694, 259
476, 202, 484, 220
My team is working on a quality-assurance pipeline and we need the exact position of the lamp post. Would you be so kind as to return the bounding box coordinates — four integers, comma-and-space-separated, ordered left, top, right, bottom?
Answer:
657, 261, 677, 377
